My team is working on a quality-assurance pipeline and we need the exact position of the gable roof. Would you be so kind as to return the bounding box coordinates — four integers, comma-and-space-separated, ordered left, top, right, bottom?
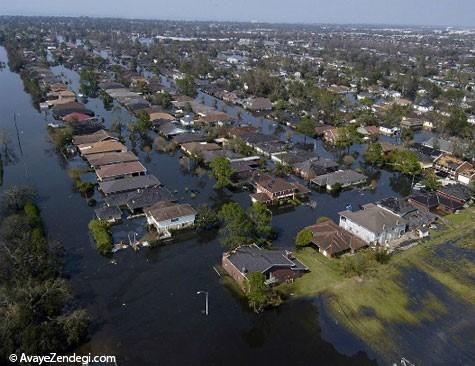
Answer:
99, 175, 161, 195
339, 203, 407, 234
96, 161, 147, 180
78, 140, 127, 156
145, 201, 196, 222
307, 220, 367, 256
86, 151, 139, 168
224, 244, 308, 275
73, 129, 117, 145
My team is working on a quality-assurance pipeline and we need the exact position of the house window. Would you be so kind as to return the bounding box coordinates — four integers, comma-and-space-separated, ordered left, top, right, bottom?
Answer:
171, 217, 179, 223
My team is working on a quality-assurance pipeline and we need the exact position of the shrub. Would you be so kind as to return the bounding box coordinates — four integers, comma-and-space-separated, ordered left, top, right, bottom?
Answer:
88, 219, 113, 256
295, 228, 313, 248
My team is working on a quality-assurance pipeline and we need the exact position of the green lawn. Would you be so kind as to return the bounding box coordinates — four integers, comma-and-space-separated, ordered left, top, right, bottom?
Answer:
285, 206, 475, 356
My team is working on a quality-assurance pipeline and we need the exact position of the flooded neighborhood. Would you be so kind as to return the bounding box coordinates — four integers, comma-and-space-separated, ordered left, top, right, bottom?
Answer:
0, 7, 475, 366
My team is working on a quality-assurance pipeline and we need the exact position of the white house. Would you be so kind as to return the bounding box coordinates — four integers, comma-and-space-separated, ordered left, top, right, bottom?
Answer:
379, 126, 400, 136
145, 201, 196, 238
338, 203, 407, 246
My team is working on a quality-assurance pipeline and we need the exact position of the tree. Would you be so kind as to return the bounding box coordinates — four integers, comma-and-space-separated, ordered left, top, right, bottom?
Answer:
334, 125, 362, 155
176, 75, 197, 97
210, 156, 233, 189
131, 110, 152, 135
248, 202, 272, 239
296, 117, 316, 137
155, 91, 172, 108
295, 228, 313, 248
195, 205, 219, 231
1, 185, 36, 212
0, 188, 89, 357
445, 108, 470, 138
389, 149, 422, 177
218, 203, 254, 249
88, 219, 113, 256
246, 272, 268, 313
422, 170, 442, 191
364, 142, 384, 166
401, 128, 414, 145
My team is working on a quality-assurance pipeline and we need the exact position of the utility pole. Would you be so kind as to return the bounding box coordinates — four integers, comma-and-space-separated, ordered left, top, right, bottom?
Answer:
196, 290, 208, 316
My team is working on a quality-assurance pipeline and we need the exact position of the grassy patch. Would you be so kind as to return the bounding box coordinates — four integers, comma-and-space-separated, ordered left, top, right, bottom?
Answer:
286, 206, 475, 356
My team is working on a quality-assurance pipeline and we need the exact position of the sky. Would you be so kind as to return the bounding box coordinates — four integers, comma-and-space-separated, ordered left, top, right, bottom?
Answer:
2, 0, 475, 27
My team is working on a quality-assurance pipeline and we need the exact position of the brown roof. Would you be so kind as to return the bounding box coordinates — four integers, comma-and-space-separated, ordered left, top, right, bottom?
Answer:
308, 220, 367, 256
146, 201, 196, 222
73, 129, 117, 145
181, 142, 221, 154
78, 140, 127, 156
149, 112, 174, 121
253, 173, 295, 194
86, 151, 139, 168
199, 112, 233, 124
96, 161, 147, 180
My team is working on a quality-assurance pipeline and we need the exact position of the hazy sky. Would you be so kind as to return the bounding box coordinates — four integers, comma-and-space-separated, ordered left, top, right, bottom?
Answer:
2, 0, 475, 27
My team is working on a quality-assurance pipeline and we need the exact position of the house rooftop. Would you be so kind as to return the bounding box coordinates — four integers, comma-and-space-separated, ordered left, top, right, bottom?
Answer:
339, 203, 407, 234
73, 129, 117, 146
312, 170, 366, 187
105, 186, 174, 211
78, 140, 127, 156
145, 201, 196, 222
307, 219, 367, 256
86, 151, 139, 168
252, 173, 295, 194
99, 175, 161, 195
96, 161, 147, 180
224, 244, 308, 274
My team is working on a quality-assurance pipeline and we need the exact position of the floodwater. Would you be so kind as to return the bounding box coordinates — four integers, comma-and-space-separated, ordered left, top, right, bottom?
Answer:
0, 43, 452, 365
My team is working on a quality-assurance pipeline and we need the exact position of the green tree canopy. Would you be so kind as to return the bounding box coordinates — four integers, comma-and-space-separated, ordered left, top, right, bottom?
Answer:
295, 228, 313, 248
210, 156, 233, 189
248, 202, 272, 239
218, 203, 254, 249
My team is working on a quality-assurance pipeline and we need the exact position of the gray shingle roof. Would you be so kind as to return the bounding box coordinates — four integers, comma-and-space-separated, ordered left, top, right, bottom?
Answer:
225, 244, 308, 274
99, 175, 161, 195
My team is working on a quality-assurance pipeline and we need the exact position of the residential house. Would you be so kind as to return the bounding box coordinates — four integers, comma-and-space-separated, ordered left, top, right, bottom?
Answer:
401, 116, 423, 130
94, 206, 122, 224
105, 186, 174, 214
294, 157, 339, 180
379, 126, 400, 136
95, 161, 147, 181
306, 219, 367, 257
434, 154, 471, 180
339, 203, 407, 246
408, 190, 464, 214
311, 170, 367, 191
243, 97, 273, 112
437, 184, 473, 205
72, 129, 118, 146
181, 142, 221, 157
376, 197, 438, 232
86, 151, 139, 168
250, 173, 296, 204
99, 175, 161, 195
145, 201, 196, 237
456, 163, 475, 185
222, 244, 308, 289
77, 140, 127, 156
